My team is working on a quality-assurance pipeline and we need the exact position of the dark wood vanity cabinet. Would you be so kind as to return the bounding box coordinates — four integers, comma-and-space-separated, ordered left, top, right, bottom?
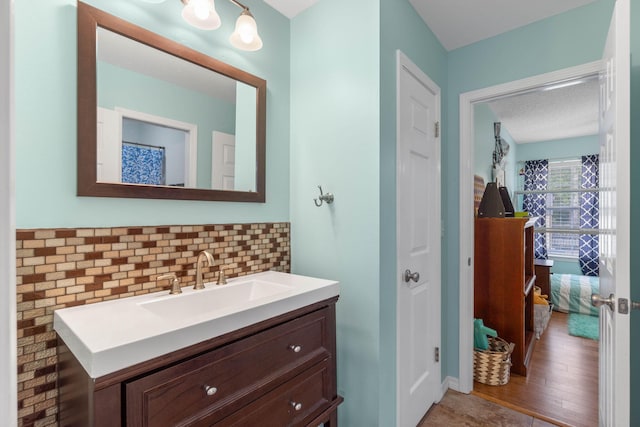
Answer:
58, 298, 342, 426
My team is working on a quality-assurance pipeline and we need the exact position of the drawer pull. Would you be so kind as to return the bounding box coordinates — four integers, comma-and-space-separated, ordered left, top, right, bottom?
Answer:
289, 344, 302, 353
290, 401, 303, 411
204, 385, 218, 396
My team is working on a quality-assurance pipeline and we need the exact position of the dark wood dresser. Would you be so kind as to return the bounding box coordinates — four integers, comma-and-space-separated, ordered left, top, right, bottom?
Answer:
534, 259, 554, 297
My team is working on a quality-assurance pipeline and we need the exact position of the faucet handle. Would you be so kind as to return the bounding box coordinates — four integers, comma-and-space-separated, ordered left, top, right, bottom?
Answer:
157, 273, 181, 295
216, 268, 227, 285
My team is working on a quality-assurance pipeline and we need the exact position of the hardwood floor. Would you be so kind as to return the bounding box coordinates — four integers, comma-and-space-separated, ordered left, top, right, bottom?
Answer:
473, 311, 599, 427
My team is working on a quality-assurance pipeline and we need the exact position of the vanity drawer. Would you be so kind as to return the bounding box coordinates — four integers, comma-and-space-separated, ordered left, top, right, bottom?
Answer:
214, 360, 333, 427
125, 307, 331, 427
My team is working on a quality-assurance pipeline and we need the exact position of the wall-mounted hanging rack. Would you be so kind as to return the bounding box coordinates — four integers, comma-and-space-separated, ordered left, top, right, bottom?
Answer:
314, 185, 334, 207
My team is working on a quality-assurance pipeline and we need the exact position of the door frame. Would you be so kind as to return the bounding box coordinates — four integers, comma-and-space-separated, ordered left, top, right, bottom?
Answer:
457, 60, 603, 393
1, 0, 17, 424
396, 50, 443, 425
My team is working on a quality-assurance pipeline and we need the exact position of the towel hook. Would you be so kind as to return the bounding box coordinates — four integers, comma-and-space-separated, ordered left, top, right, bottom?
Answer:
314, 185, 334, 207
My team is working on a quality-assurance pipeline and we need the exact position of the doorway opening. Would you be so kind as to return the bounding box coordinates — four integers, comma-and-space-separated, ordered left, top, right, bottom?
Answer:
458, 61, 602, 424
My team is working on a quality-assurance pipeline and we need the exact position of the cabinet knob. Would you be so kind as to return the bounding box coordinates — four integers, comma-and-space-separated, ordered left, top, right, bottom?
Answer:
204, 385, 217, 396
290, 401, 302, 411
288, 344, 302, 353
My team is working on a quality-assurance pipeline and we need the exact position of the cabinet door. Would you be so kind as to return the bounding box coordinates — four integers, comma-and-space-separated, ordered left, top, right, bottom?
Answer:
125, 308, 331, 427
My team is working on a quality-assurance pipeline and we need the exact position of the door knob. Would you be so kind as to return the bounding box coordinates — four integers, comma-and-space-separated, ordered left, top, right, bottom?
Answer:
404, 269, 420, 283
591, 293, 615, 311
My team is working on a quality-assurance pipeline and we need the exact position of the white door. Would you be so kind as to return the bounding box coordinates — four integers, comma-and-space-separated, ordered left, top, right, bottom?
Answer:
97, 107, 122, 183
396, 51, 441, 427
594, 0, 630, 425
211, 131, 235, 190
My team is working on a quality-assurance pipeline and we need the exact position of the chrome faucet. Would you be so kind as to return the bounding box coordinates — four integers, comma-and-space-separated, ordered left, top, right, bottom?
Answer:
195, 250, 215, 290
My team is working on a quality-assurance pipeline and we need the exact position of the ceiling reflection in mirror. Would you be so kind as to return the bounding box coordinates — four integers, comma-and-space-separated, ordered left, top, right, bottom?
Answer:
77, 2, 266, 202
96, 27, 256, 192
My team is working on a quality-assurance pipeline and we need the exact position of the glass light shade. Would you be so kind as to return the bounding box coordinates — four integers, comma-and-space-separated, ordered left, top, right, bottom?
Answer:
229, 11, 263, 51
181, 0, 221, 30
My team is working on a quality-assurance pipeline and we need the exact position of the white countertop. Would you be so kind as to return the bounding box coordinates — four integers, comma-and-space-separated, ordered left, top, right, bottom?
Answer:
53, 271, 339, 378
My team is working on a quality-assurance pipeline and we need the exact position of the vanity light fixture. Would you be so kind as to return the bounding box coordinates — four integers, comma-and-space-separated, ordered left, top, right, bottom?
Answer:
179, 0, 263, 51
181, 0, 221, 30
229, 5, 263, 51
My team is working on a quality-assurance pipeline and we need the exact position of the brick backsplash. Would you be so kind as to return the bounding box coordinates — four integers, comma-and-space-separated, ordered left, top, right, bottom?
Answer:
15, 222, 290, 427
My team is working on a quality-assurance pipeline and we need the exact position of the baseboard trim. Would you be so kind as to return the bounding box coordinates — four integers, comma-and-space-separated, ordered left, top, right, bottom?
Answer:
443, 375, 462, 393
440, 375, 463, 401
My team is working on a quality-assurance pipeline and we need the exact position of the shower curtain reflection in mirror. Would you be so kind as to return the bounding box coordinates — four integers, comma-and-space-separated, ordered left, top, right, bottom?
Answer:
121, 142, 166, 185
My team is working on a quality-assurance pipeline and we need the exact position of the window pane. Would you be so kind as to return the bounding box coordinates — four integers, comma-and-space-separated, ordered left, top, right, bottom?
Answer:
547, 232, 579, 257
545, 159, 582, 257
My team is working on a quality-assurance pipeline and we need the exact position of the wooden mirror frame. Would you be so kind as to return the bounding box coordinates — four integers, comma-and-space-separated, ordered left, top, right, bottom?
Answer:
77, 2, 266, 202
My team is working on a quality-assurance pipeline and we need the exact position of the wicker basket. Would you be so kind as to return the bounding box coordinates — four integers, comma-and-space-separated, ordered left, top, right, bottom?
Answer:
473, 337, 515, 386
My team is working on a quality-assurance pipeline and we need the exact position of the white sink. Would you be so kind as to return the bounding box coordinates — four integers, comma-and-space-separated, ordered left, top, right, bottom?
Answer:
138, 279, 294, 319
53, 271, 339, 378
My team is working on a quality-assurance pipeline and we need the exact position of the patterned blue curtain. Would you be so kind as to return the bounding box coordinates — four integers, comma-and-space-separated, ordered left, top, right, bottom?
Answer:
523, 159, 549, 259
122, 143, 165, 185
579, 155, 599, 276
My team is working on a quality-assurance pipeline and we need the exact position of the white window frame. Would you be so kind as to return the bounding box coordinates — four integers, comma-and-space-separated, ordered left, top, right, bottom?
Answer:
516, 157, 600, 259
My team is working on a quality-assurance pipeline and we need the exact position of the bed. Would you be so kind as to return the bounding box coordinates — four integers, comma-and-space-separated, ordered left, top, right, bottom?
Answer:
550, 273, 599, 317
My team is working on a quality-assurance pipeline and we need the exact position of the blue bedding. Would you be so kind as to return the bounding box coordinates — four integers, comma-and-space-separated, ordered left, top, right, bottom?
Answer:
550, 273, 599, 317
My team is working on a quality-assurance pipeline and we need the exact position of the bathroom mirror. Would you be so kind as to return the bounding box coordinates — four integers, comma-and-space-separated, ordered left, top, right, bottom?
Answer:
77, 2, 266, 201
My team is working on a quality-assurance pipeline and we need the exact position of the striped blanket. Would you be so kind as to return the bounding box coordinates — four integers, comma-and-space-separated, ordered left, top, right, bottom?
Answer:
550, 274, 599, 317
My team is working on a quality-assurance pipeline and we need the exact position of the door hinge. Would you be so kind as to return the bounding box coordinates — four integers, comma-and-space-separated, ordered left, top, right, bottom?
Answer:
434, 347, 440, 363
434, 121, 440, 138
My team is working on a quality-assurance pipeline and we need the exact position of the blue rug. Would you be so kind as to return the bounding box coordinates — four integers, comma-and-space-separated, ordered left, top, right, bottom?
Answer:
568, 313, 599, 341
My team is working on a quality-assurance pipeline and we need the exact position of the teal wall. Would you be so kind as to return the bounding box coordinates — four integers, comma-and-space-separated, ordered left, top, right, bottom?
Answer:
515, 134, 599, 162
15, 0, 290, 228
474, 104, 497, 185
290, 0, 380, 424
446, 0, 615, 387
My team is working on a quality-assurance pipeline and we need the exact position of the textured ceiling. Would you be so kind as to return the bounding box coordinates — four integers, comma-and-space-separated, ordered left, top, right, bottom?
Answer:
486, 78, 599, 144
